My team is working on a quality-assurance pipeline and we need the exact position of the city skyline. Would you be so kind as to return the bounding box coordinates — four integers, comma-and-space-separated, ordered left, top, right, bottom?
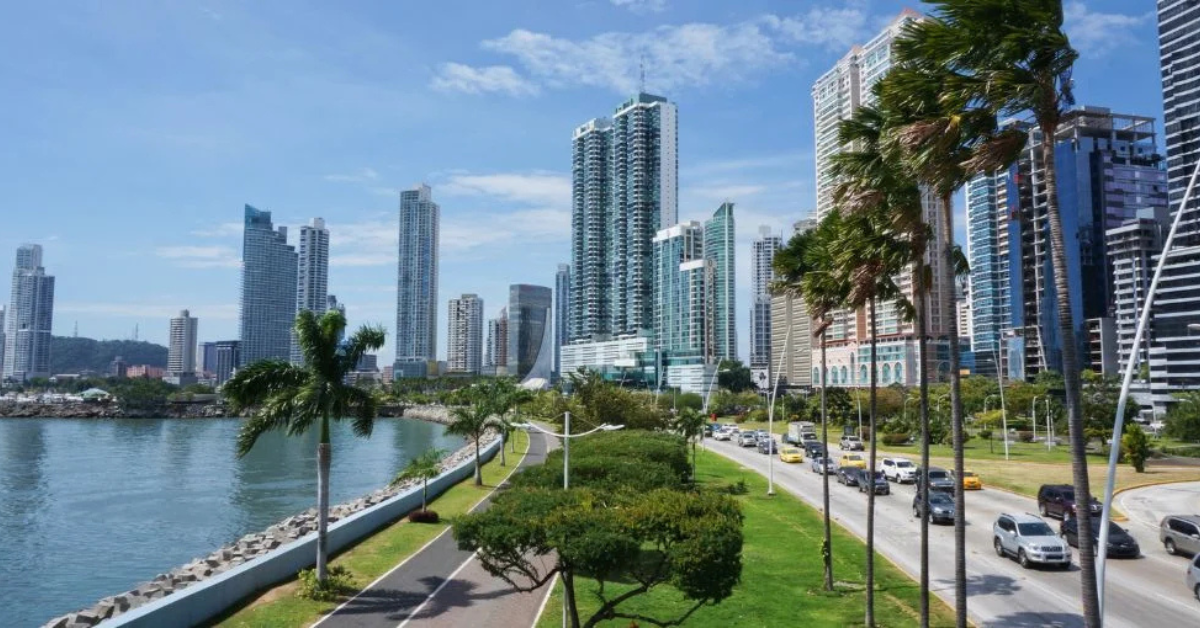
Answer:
0, 1, 1161, 366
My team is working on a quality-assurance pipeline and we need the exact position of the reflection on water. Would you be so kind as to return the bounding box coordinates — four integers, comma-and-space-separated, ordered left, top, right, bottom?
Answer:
0, 417, 462, 627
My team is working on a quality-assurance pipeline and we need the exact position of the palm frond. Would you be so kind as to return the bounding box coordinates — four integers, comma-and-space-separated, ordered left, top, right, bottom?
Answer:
222, 360, 308, 411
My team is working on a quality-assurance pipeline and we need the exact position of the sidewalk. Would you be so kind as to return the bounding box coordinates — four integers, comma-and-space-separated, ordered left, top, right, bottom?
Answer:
312, 431, 551, 628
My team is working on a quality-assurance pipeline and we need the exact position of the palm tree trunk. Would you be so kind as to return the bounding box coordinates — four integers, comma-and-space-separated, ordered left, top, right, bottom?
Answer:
821, 332, 834, 592
915, 265, 931, 628
316, 416, 331, 583
1042, 131, 1100, 626
564, 569, 581, 628
866, 298, 878, 628
422, 478, 428, 511
939, 191, 967, 628
499, 429, 507, 467
474, 437, 483, 486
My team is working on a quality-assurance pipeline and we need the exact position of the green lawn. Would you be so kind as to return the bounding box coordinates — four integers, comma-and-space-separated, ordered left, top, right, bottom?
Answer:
535, 447, 955, 628
209, 431, 529, 628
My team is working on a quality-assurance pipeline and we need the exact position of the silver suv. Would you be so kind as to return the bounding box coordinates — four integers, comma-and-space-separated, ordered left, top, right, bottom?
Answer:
993, 513, 1071, 569
1161, 515, 1200, 556
881, 457, 916, 483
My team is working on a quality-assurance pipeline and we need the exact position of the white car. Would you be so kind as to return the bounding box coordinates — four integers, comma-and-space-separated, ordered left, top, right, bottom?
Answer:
713, 427, 734, 441
881, 457, 917, 483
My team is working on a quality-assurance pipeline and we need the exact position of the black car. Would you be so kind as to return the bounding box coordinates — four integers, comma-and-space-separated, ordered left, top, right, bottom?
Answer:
856, 469, 890, 495
913, 491, 955, 524
756, 438, 779, 454
704, 422, 720, 436
803, 441, 828, 459
916, 467, 956, 493
1038, 484, 1103, 520
837, 465, 861, 487
1060, 517, 1140, 558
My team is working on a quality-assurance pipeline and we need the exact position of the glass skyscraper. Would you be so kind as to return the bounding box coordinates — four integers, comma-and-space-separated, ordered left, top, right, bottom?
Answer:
704, 202, 736, 362
750, 226, 782, 370
239, 205, 297, 366
3, 244, 55, 381
291, 217, 329, 364
653, 221, 706, 359
554, 263, 570, 376
394, 185, 440, 379
966, 168, 1013, 377
507, 285, 552, 381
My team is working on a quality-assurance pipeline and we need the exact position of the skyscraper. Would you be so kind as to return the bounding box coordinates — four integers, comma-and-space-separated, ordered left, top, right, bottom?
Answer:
750, 226, 782, 370
1107, 206, 1167, 399
507, 285, 553, 382
3, 244, 55, 381
292, 217, 330, 363
1151, 0, 1200, 406
0, 306, 6, 376
447, 294, 484, 374
167, 309, 198, 383
966, 167, 1014, 377
486, 308, 508, 375
554, 264, 570, 377
213, 340, 240, 386
239, 206, 297, 366
568, 93, 678, 345
704, 202, 736, 362
771, 218, 816, 388
395, 184, 440, 379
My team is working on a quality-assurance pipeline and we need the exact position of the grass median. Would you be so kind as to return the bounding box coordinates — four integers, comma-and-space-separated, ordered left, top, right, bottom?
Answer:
535, 446, 956, 628
209, 429, 529, 628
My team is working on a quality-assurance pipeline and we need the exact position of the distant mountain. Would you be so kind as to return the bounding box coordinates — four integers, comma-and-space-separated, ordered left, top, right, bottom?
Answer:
50, 336, 169, 375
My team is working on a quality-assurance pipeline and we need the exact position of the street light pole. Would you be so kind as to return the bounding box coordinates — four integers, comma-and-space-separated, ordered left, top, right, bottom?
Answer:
766, 322, 793, 497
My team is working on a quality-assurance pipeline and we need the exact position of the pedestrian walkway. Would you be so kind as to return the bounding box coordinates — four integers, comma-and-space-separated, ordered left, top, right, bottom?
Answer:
313, 432, 551, 628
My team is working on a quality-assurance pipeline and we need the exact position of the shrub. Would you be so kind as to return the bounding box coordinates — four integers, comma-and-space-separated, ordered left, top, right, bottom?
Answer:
408, 509, 440, 523
747, 408, 769, 422
882, 432, 911, 446
733, 413, 748, 424
1017, 431, 1034, 443
514, 430, 691, 492
297, 565, 354, 601
978, 429, 993, 441
1123, 424, 1151, 473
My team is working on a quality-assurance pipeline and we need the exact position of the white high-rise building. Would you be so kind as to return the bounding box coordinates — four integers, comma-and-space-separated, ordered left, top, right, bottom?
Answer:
4, 244, 55, 381
395, 184, 440, 379
168, 310, 198, 381
809, 9, 951, 387
292, 217, 330, 363
239, 206, 297, 366
447, 294, 484, 374
554, 264, 570, 377
750, 226, 782, 369
486, 308, 508, 375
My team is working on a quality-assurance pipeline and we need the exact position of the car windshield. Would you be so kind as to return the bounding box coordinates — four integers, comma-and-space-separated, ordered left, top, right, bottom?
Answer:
1018, 522, 1055, 536
845, 436, 860, 441
928, 471, 948, 480
962, 472, 977, 478
929, 494, 953, 506
868, 471, 884, 480
1082, 519, 1124, 534
845, 454, 862, 461
783, 447, 800, 454
896, 461, 914, 468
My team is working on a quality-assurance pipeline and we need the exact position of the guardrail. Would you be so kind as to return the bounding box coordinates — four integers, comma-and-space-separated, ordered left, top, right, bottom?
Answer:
104, 438, 501, 628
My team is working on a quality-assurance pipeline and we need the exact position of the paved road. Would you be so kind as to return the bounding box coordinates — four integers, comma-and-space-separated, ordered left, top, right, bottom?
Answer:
1118, 481, 1200, 532
708, 438, 1200, 627
313, 433, 552, 628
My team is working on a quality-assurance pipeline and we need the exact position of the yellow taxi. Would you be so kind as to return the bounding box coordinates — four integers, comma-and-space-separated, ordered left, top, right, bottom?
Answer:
779, 446, 804, 463
838, 453, 867, 469
959, 470, 983, 490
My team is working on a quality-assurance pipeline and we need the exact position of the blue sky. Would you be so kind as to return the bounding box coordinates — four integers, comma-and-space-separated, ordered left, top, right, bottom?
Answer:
0, 0, 1159, 363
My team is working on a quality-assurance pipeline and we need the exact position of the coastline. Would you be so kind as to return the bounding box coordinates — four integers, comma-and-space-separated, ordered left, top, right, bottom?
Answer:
0, 401, 409, 420
40, 406, 486, 628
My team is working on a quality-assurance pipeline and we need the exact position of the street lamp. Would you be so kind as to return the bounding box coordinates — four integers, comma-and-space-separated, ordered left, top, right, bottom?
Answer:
512, 413, 624, 628
766, 322, 794, 497
701, 366, 731, 417
1031, 395, 1044, 445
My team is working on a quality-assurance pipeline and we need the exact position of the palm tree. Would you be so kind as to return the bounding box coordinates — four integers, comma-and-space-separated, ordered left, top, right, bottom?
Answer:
391, 448, 446, 512
223, 309, 385, 583
486, 378, 534, 465
772, 214, 849, 592
446, 384, 498, 487
893, 3, 1093, 624
831, 95, 937, 626
673, 407, 706, 481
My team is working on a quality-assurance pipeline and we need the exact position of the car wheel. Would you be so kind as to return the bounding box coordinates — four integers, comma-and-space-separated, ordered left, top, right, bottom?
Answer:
994, 538, 1005, 557
1039, 503, 1048, 517
913, 506, 920, 518
1165, 539, 1177, 555
1018, 549, 1030, 569
1060, 562, 1071, 571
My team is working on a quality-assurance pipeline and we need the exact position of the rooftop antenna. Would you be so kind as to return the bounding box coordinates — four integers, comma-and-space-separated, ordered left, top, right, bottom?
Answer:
639, 53, 646, 93
133, 324, 139, 341
73, 321, 78, 338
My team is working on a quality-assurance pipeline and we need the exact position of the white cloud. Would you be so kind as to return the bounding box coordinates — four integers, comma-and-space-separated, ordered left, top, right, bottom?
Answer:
57, 302, 239, 320
324, 167, 379, 183
430, 63, 539, 96
1064, 2, 1151, 58
154, 245, 240, 268
191, 222, 242, 238
439, 171, 570, 207
610, 0, 667, 14
760, 6, 871, 51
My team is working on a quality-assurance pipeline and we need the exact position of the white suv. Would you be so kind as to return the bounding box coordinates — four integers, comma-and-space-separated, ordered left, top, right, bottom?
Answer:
881, 457, 916, 483
993, 513, 1071, 569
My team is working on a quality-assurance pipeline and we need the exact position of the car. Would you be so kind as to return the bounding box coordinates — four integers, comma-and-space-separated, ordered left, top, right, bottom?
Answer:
1060, 517, 1140, 558
1038, 484, 1103, 520
810, 455, 835, 474
881, 457, 917, 483
1188, 554, 1200, 601
993, 513, 1072, 569
856, 469, 890, 495
838, 453, 867, 470
781, 433, 799, 445
756, 438, 779, 454
840, 435, 864, 451
916, 467, 956, 493
738, 431, 759, 447
1160, 515, 1200, 556
712, 428, 733, 442
779, 446, 804, 463
913, 491, 955, 524
836, 465, 861, 487
800, 431, 819, 444
803, 441, 827, 459
957, 470, 983, 490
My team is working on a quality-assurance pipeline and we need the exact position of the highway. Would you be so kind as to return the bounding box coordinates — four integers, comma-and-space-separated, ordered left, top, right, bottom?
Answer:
707, 438, 1200, 627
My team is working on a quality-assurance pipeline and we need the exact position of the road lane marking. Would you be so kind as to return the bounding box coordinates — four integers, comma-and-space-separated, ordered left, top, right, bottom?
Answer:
395, 551, 478, 628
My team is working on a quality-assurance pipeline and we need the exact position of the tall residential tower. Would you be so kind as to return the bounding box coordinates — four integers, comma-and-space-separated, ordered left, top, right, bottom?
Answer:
3, 244, 55, 381
750, 226, 781, 370
394, 185, 440, 379
239, 206, 297, 366
167, 309, 198, 383
447, 294, 484, 374
292, 217, 330, 363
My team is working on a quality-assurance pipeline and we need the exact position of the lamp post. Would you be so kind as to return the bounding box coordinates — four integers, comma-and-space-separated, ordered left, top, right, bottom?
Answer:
701, 366, 730, 417
766, 322, 793, 497
513, 414, 624, 628
1031, 395, 1044, 446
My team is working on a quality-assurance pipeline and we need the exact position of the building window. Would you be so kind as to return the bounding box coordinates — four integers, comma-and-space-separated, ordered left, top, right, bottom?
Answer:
894, 363, 903, 384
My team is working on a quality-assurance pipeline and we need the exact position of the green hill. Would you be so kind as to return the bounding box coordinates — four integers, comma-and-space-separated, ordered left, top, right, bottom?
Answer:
50, 336, 169, 375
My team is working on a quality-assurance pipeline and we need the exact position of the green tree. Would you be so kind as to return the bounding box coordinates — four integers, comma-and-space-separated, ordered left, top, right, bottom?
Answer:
674, 406, 707, 481
391, 448, 446, 512
1122, 424, 1150, 473
717, 359, 754, 392
223, 309, 385, 583
445, 385, 499, 486
1166, 393, 1200, 442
